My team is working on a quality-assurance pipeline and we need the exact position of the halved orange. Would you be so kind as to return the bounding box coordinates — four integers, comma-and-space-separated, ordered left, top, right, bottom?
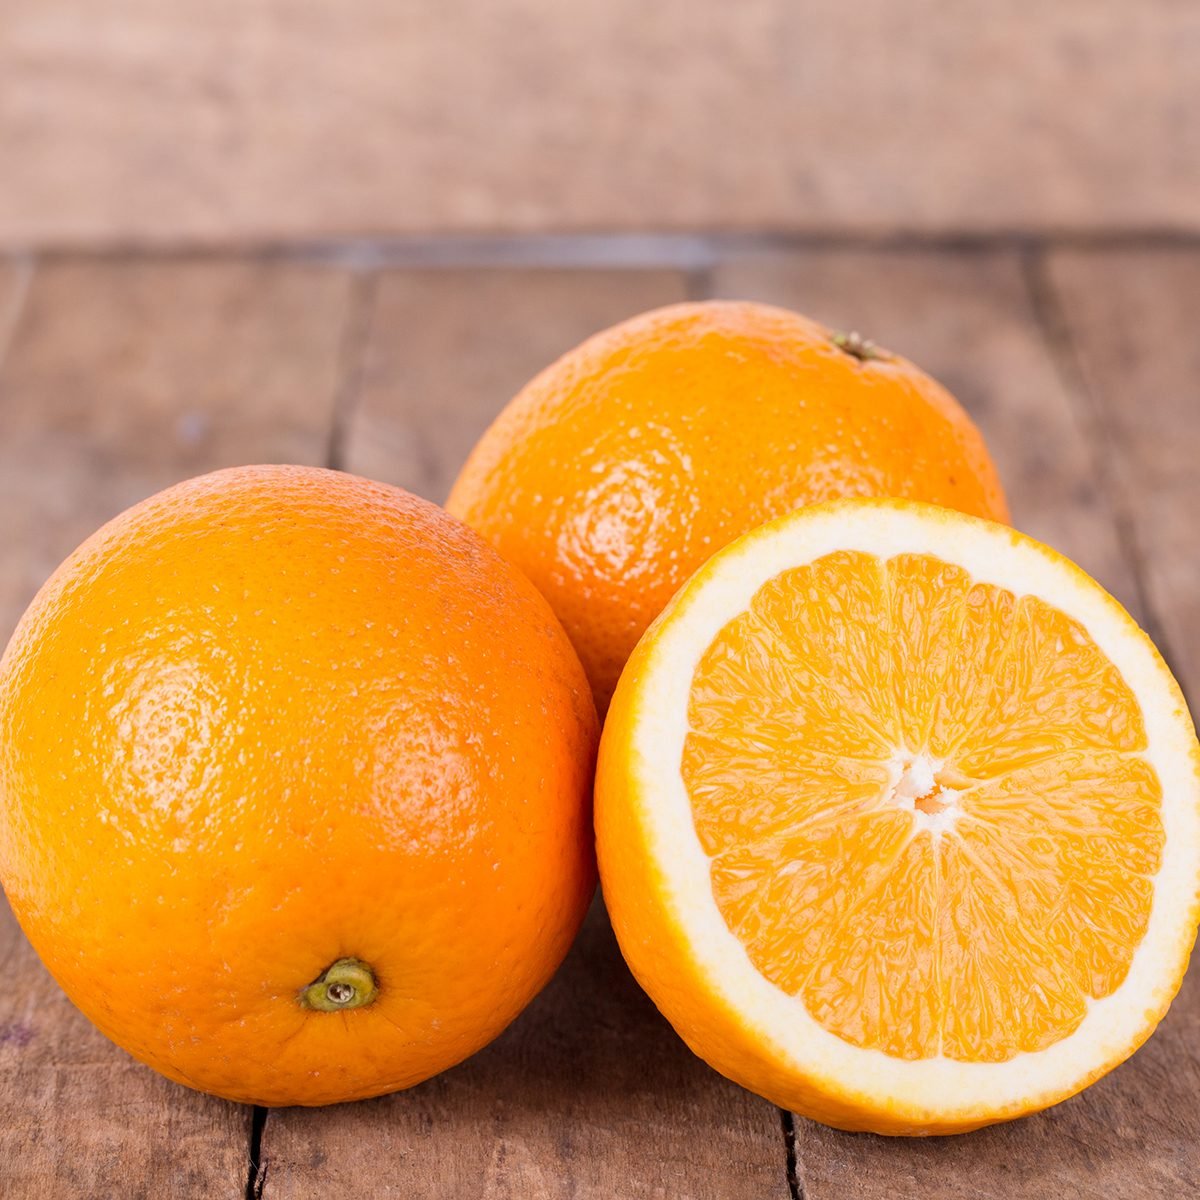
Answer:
595, 499, 1200, 1134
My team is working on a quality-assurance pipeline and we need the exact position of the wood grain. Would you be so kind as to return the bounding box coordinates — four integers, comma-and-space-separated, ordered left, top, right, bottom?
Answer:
1046, 248, 1200, 701
342, 267, 690, 502
261, 902, 792, 1200
789, 1012, 1200, 1200
1, 3, 1198, 245
709, 249, 1200, 1196
0, 258, 356, 1198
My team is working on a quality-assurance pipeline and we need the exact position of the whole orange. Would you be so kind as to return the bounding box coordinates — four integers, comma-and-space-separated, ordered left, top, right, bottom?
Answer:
0, 465, 598, 1106
447, 300, 1009, 712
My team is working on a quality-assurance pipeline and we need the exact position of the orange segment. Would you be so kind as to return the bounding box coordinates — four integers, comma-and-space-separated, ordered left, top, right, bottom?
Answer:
944, 596, 1148, 774
803, 834, 942, 1060
709, 807, 913, 1000
682, 733, 891, 859
681, 548, 1164, 1064
926, 578, 1019, 759
886, 552, 974, 751
964, 753, 1163, 1003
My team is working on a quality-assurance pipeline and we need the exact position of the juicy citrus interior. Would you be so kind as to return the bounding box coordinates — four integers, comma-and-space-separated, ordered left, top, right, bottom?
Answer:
682, 549, 1163, 1063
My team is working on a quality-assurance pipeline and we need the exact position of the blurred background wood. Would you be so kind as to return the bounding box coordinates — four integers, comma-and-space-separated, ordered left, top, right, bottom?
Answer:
2, 2, 1199, 246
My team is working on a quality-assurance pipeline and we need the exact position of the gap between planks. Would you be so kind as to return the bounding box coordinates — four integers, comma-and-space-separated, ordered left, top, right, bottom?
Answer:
326, 272, 380, 473
781, 1109, 805, 1200
0, 254, 35, 373
8, 228, 1200, 273
246, 1104, 268, 1200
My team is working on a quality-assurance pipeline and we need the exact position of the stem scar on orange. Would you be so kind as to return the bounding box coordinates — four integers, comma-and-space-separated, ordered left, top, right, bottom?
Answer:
0, 465, 598, 1106
447, 300, 1010, 714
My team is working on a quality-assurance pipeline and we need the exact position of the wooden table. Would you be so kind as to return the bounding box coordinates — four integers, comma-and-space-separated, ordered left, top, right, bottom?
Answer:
0, 237, 1197, 1197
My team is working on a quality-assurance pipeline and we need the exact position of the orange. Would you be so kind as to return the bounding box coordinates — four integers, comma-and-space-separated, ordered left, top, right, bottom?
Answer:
596, 499, 1200, 1135
448, 300, 1009, 712
0, 465, 598, 1106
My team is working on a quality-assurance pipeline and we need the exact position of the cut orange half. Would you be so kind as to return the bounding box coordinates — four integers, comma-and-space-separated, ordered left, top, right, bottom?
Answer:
595, 499, 1200, 1135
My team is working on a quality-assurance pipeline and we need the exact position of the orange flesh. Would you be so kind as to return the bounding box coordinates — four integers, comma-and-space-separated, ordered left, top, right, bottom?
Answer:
682, 551, 1164, 1062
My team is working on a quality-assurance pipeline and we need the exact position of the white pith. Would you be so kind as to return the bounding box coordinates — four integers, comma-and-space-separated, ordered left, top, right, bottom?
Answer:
625, 501, 1200, 1118
885, 751, 963, 838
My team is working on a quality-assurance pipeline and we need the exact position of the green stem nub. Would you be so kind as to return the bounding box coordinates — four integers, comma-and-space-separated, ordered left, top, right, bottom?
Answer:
831, 329, 888, 362
300, 959, 378, 1012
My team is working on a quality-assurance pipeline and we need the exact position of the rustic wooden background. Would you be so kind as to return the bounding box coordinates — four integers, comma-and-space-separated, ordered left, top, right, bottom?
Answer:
2, 1, 1199, 1195
0, 240, 1197, 1197
2, 2, 1200, 245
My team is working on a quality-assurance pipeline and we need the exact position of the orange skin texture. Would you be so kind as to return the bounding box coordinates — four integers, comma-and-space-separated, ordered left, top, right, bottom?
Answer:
447, 300, 1010, 713
0, 466, 598, 1106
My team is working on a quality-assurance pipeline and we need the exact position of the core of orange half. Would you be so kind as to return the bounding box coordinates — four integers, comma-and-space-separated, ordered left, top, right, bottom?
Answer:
595, 499, 1200, 1135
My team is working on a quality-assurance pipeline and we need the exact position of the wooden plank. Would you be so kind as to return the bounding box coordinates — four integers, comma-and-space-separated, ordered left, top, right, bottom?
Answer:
788, 1029, 1200, 1200
1045, 247, 1200, 699
268, 266, 793, 1198
710, 249, 1199, 1195
262, 902, 792, 1200
342, 267, 691, 503
0, 258, 355, 1198
1, 3, 1198, 245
